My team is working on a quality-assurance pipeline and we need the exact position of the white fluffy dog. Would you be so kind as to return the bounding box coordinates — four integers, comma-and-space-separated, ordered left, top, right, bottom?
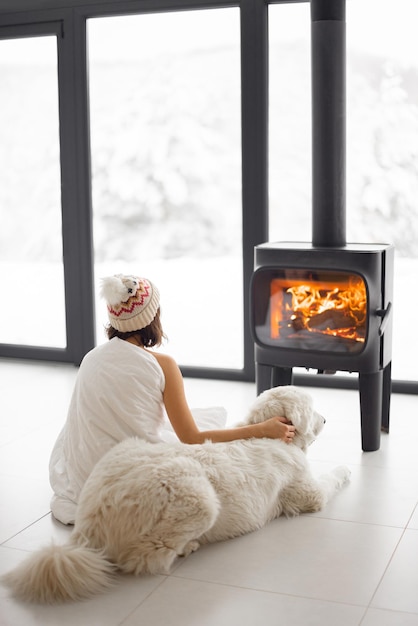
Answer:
2, 386, 350, 604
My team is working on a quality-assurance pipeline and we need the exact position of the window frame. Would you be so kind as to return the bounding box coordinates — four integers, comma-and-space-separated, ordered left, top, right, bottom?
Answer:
78, 0, 269, 383
0, 13, 95, 365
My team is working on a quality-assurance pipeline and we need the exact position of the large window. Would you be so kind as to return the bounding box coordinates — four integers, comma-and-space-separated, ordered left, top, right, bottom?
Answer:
269, 2, 311, 242
346, 0, 418, 382
0, 35, 65, 347
87, 9, 243, 369
269, 0, 418, 383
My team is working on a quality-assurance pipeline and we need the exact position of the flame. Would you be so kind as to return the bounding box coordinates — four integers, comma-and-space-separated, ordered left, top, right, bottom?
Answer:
270, 275, 367, 343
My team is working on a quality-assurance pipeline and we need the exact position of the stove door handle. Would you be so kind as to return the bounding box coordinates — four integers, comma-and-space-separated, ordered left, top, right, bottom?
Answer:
376, 302, 392, 336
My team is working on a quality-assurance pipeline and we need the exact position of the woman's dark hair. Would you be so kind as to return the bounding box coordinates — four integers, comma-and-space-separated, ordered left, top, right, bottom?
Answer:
105, 308, 165, 347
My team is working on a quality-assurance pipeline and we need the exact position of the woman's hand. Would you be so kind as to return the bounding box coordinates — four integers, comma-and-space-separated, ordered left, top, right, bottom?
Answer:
256, 416, 296, 443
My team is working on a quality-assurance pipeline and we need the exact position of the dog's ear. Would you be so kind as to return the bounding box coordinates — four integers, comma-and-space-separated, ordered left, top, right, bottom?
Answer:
277, 389, 314, 435
242, 388, 286, 425
244, 385, 314, 433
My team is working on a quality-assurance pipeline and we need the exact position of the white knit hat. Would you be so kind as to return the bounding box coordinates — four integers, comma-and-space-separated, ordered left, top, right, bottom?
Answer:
100, 274, 160, 332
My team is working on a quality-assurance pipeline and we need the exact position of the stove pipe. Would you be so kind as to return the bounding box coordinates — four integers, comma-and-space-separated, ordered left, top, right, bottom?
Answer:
311, 0, 346, 247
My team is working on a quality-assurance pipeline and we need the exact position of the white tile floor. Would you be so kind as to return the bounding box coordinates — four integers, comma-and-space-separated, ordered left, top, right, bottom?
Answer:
1, 359, 418, 626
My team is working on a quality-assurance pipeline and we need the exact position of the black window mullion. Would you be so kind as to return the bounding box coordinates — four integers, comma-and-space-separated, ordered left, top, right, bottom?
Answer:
240, 0, 269, 380
57, 10, 95, 365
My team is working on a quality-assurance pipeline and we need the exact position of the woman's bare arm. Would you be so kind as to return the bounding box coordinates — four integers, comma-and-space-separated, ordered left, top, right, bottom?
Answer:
152, 351, 295, 445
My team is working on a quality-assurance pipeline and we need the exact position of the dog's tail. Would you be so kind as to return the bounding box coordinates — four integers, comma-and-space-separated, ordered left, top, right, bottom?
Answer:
1, 542, 116, 604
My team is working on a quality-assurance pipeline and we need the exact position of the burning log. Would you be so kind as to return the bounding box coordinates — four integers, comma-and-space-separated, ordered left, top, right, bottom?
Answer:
307, 308, 358, 331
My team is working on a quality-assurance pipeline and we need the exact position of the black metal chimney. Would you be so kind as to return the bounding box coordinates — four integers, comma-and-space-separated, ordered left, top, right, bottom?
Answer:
311, 0, 346, 247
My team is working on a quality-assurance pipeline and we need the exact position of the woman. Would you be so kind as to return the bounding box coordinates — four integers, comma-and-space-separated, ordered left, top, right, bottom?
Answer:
49, 273, 295, 524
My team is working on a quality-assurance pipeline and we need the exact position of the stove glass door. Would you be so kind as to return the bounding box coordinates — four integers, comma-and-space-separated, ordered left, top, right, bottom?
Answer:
253, 269, 368, 354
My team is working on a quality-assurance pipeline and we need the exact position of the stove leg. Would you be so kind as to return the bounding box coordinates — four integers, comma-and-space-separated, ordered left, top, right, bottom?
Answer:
255, 365, 293, 395
359, 370, 383, 452
381, 361, 392, 433
272, 366, 293, 387
256, 364, 273, 395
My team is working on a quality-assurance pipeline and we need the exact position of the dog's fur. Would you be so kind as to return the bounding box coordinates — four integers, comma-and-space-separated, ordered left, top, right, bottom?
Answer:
2, 386, 350, 604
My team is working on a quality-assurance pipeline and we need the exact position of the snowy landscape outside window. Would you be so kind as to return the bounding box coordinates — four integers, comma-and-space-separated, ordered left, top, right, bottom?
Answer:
0, 36, 65, 347
269, 0, 418, 382
87, 9, 243, 369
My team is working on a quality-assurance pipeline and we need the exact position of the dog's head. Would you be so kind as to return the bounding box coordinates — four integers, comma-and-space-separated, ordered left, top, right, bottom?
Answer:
244, 385, 325, 451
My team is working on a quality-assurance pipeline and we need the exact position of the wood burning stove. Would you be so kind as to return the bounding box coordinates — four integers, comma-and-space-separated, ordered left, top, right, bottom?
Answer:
250, 0, 394, 451
251, 242, 394, 452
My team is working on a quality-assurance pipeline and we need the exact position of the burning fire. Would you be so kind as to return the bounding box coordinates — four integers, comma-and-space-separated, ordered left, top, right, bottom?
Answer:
271, 274, 367, 343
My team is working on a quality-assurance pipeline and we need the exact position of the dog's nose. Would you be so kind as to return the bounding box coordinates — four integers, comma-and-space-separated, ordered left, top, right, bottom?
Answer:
323, 417, 327, 424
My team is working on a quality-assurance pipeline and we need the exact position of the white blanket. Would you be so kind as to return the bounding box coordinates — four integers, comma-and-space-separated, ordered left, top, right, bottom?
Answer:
49, 338, 227, 524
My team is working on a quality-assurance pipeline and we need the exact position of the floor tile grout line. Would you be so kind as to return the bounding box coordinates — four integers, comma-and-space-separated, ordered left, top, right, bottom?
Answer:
169, 571, 370, 610
0, 512, 51, 547
359, 605, 418, 626
118, 575, 169, 626
308, 513, 411, 530
365, 525, 409, 613
358, 605, 369, 626
405, 502, 418, 529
